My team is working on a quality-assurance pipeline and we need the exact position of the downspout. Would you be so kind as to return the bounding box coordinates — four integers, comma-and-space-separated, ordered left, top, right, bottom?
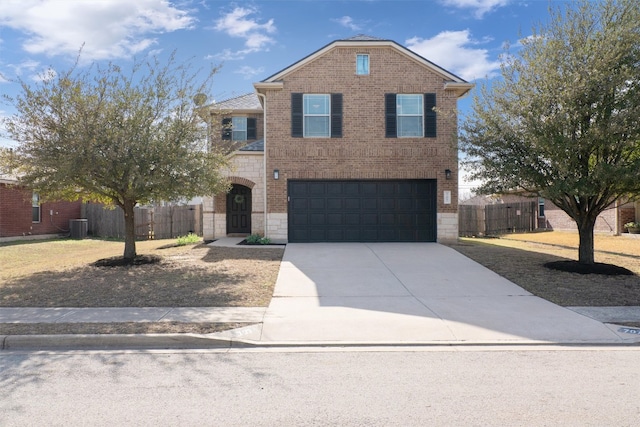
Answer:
256, 91, 268, 238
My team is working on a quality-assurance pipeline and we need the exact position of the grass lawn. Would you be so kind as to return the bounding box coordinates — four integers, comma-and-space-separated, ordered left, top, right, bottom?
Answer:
446, 231, 640, 307
0, 237, 284, 335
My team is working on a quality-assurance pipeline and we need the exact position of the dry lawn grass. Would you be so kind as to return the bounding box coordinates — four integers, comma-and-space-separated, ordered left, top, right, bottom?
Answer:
447, 232, 640, 307
0, 238, 284, 308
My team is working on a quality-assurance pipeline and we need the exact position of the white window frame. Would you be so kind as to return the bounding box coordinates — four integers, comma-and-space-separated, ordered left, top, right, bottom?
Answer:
32, 193, 41, 223
303, 94, 331, 138
356, 54, 369, 75
232, 117, 247, 141
396, 94, 424, 137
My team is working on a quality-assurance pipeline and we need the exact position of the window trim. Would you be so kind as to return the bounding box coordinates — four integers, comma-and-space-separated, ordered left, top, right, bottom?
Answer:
356, 54, 369, 75
232, 117, 247, 141
32, 193, 41, 223
303, 94, 331, 138
396, 94, 424, 138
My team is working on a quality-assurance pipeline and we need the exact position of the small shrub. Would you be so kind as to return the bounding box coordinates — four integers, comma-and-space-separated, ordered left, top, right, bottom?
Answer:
176, 233, 200, 246
245, 234, 271, 245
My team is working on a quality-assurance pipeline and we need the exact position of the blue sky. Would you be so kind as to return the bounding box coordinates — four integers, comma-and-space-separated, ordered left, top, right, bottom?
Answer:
0, 0, 561, 193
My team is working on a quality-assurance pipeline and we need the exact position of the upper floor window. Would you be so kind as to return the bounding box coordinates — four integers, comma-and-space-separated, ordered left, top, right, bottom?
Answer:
356, 54, 369, 75
32, 193, 40, 223
304, 94, 330, 137
385, 93, 437, 138
222, 117, 257, 141
232, 117, 247, 141
291, 93, 342, 138
396, 94, 423, 137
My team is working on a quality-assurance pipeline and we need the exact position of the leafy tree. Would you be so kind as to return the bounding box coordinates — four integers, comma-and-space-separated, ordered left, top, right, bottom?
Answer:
461, 0, 640, 265
2, 53, 230, 261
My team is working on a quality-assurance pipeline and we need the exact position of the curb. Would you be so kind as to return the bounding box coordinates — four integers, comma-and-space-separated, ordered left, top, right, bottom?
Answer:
3, 333, 640, 351
1, 333, 251, 351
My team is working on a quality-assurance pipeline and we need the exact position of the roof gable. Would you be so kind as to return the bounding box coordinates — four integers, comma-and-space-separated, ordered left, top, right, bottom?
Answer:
260, 35, 470, 87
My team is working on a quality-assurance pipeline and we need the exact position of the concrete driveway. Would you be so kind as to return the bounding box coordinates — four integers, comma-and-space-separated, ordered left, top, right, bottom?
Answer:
253, 243, 635, 345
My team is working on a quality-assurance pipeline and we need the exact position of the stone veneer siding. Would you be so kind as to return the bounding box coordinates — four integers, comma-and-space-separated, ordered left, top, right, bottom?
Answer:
203, 151, 265, 240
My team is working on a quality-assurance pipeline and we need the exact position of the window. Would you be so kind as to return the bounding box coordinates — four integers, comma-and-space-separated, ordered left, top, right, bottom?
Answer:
385, 93, 437, 138
303, 94, 330, 137
292, 93, 342, 138
538, 198, 545, 217
32, 193, 40, 223
232, 117, 247, 141
396, 94, 423, 137
222, 117, 257, 141
356, 54, 369, 75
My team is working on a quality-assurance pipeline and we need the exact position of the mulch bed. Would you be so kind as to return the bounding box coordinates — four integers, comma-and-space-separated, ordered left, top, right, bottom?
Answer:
544, 261, 634, 276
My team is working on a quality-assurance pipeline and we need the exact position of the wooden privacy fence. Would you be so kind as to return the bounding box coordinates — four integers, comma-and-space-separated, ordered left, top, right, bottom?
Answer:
459, 201, 537, 237
86, 203, 202, 240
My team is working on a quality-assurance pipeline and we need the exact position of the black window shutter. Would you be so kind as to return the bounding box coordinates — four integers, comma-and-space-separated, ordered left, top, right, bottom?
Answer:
385, 94, 397, 138
331, 93, 343, 138
222, 118, 232, 140
291, 93, 303, 137
424, 93, 437, 138
247, 118, 257, 140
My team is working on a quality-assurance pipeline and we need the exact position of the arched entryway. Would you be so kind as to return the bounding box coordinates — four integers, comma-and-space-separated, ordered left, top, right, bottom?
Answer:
227, 184, 252, 234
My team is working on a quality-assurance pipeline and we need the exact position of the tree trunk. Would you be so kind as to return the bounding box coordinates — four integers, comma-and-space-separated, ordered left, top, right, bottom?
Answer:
123, 199, 137, 260
577, 218, 596, 265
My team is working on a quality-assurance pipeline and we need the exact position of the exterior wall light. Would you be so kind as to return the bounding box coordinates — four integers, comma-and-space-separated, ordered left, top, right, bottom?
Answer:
445, 169, 452, 180
273, 169, 279, 180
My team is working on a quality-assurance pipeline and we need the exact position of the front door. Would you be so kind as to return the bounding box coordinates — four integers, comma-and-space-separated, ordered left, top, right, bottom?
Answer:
227, 184, 251, 234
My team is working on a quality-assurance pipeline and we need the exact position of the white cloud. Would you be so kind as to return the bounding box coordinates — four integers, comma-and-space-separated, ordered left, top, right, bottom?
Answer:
332, 16, 362, 32
406, 30, 501, 81
214, 6, 275, 57
8, 59, 40, 77
234, 65, 265, 80
0, 0, 195, 61
439, 0, 510, 19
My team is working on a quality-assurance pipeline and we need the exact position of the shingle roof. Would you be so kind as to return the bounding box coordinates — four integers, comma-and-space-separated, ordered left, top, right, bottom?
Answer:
213, 93, 262, 111
238, 139, 264, 152
340, 34, 388, 42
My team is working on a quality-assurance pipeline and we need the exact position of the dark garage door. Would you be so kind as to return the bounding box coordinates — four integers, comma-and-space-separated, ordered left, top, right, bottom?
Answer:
288, 180, 437, 243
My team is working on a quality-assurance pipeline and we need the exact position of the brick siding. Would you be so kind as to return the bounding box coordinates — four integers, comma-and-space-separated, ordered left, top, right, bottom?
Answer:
263, 45, 459, 217
0, 183, 82, 238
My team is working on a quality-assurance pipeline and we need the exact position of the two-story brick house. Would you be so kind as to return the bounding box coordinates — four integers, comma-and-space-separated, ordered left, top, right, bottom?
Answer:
204, 35, 473, 243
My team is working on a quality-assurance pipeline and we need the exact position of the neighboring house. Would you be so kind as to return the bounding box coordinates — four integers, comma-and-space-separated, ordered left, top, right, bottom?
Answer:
204, 35, 473, 243
489, 194, 637, 235
0, 174, 83, 240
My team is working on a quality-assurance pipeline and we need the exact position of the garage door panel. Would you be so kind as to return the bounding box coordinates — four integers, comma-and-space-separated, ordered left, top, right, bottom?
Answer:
345, 199, 360, 210
380, 213, 395, 225
309, 198, 325, 210
363, 199, 377, 210
327, 213, 343, 225
288, 180, 437, 242
327, 198, 343, 210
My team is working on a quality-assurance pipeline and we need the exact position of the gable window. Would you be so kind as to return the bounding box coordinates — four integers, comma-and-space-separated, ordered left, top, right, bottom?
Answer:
385, 93, 437, 138
32, 193, 40, 223
356, 54, 369, 75
291, 93, 342, 138
222, 117, 257, 141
